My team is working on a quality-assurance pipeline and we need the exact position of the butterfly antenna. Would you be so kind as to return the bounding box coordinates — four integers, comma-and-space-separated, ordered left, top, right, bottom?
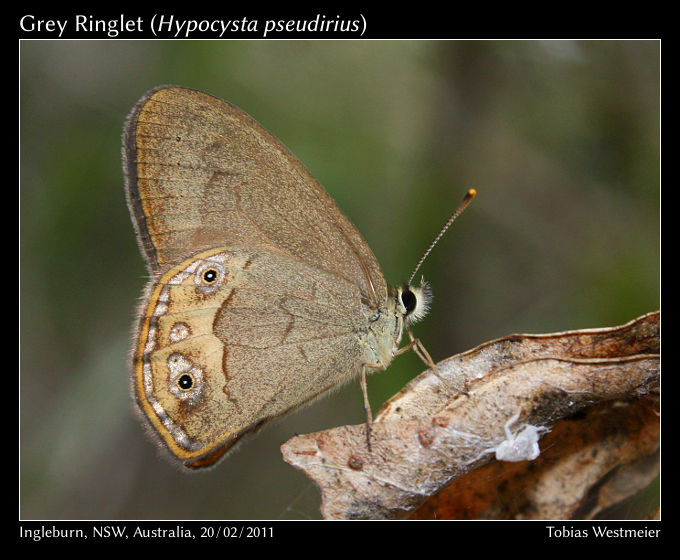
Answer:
408, 189, 477, 286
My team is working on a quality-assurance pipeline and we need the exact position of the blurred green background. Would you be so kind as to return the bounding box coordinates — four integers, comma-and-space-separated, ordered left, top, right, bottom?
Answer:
20, 40, 659, 520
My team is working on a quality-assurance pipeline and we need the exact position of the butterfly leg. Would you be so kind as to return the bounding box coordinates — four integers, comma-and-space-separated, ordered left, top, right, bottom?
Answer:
403, 326, 470, 395
360, 365, 373, 452
396, 326, 441, 378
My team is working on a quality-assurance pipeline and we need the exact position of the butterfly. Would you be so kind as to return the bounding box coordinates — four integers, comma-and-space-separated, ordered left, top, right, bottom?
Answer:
123, 85, 474, 468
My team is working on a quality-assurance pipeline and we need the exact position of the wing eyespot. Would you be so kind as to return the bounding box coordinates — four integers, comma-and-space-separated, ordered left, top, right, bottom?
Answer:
167, 353, 203, 403
202, 268, 219, 284
194, 260, 226, 294
177, 372, 195, 391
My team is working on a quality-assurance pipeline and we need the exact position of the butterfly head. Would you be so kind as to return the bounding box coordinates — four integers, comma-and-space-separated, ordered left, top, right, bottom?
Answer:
397, 278, 432, 324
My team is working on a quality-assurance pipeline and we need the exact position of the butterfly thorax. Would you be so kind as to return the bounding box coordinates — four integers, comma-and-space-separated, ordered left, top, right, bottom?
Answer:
359, 288, 404, 373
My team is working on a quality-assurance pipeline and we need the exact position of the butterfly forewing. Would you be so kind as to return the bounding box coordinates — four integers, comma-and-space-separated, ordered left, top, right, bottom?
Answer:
123, 86, 386, 304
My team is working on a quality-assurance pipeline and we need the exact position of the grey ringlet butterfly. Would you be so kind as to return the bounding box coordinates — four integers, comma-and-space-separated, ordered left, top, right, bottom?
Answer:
123, 85, 475, 469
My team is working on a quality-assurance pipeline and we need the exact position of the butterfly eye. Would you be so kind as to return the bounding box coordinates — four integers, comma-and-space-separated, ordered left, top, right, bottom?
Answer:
177, 373, 194, 391
400, 286, 417, 315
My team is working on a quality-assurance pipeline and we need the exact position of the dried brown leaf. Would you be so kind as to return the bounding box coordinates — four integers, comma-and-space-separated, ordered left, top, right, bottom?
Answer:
409, 398, 659, 519
280, 312, 660, 520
